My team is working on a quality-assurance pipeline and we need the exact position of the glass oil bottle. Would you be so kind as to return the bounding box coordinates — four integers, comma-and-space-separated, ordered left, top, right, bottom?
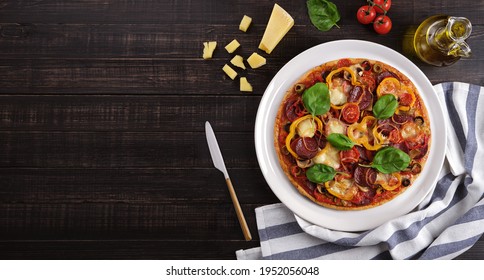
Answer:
403, 15, 472, 66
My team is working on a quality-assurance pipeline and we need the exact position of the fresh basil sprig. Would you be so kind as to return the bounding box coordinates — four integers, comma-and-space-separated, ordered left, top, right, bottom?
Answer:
306, 163, 336, 183
371, 147, 411, 174
373, 94, 398, 119
306, 0, 340, 32
302, 82, 330, 116
327, 133, 354, 150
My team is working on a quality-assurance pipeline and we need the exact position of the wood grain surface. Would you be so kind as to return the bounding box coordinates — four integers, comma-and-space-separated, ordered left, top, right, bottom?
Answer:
0, 0, 483, 259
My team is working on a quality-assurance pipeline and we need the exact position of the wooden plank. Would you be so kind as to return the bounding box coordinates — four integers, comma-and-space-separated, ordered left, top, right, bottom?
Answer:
0, 58, 278, 95
0, 23, 482, 60
0, 203, 263, 241
0, 240, 259, 260
0, 56, 482, 95
0, 24, 259, 59
0, 168, 276, 204
0, 238, 482, 259
0, 24, 481, 94
0, 1, 482, 25
0, 95, 260, 132
0, 131, 258, 168
456, 240, 484, 260
0, 0, 482, 261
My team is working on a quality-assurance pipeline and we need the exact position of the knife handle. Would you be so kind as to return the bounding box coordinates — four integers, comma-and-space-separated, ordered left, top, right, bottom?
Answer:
225, 178, 252, 241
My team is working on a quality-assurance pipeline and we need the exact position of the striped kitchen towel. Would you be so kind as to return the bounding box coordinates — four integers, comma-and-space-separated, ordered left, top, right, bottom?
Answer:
236, 82, 484, 260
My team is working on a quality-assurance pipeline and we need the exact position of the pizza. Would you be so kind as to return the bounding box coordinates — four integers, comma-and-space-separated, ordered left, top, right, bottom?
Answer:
274, 58, 431, 210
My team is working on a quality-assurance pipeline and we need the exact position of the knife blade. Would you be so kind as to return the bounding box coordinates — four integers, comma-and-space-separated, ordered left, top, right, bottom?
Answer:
205, 121, 229, 179
205, 121, 252, 241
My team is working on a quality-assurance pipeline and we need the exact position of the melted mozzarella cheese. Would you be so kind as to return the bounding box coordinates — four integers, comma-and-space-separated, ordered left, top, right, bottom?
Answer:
329, 86, 347, 105
349, 63, 362, 76
313, 145, 340, 169
326, 179, 357, 200
401, 122, 419, 139
296, 118, 316, 138
326, 118, 346, 135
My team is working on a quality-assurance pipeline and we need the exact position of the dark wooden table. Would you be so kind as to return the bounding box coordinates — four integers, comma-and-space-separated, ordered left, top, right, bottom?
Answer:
0, 0, 482, 260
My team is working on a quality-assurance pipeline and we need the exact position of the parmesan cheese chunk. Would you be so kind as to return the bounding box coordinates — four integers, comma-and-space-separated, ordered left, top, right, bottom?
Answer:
222, 64, 237, 80
202, 41, 217, 59
247, 52, 266, 69
240, 77, 253, 92
230, 55, 246, 70
239, 15, 252, 32
258, 4, 294, 54
225, 39, 240, 53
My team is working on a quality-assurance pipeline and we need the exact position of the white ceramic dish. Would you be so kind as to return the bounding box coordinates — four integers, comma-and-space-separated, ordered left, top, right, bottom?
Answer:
254, 40, 446, 231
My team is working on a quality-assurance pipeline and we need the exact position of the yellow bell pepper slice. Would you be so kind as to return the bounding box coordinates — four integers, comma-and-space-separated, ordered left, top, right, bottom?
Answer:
285, 115, 323, 159
377, 78, 417, 112
397, 85, 417, 111
324, 178, 358, 201
376, 173, 402, 191
376, 77, 401, 98
325, 67, 360, 86
347, 116, 382, 151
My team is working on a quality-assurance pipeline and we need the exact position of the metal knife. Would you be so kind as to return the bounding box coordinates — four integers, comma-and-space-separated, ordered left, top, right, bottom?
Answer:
205, 121, 252, 241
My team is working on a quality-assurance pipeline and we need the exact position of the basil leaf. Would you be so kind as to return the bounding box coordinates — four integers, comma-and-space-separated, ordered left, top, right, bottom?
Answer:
306, 164, 336, 183
306, 0, 340, 32
371, 147, 411, 174
327, 133, 354, 150
302, 82, 330, 116
373, 94, 398, 119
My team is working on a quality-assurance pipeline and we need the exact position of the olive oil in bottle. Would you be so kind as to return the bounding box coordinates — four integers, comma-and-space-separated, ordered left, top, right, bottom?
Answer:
403, 15, 472, 66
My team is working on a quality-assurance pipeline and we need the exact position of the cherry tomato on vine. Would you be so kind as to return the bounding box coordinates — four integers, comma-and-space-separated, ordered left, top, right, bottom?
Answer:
356, 5, 377, 25
373, 15, 392, 35
372, 0, 392, 14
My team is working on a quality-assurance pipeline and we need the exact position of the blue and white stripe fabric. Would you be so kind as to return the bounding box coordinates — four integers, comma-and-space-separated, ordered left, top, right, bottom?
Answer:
236, 82, 484, 260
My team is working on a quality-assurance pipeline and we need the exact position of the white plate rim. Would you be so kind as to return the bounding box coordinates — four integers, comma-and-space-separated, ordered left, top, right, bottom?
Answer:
254, 40, 447, 231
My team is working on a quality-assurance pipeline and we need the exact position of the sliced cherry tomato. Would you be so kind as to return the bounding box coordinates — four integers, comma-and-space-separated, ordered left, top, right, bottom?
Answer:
373, 0, 392, 14
405, 133, 428, 150
388, 128, 403, 143
373, 15, 392, 35
359, 74, 376, 93
336, 58, 352, 68
357, 5, 376, 25
399, 92, 414, 106
341, 102, 360, 124
340, 146, 360, 163
340, 146, 360, 174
